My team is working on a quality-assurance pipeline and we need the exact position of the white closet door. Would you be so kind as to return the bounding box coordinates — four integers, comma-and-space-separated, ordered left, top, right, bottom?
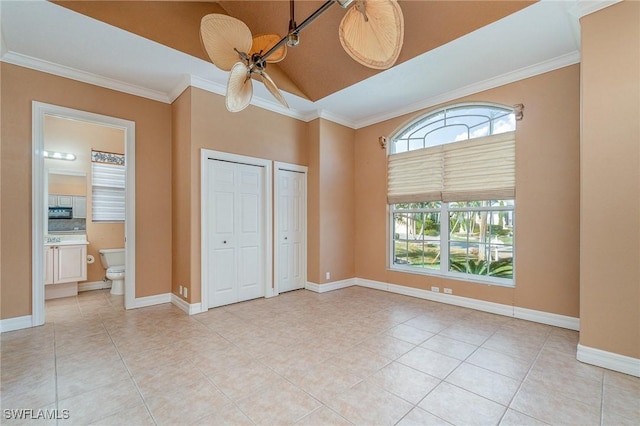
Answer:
277, 169, 306, 293
236, 164, 263, 302
207, 159, 264, 308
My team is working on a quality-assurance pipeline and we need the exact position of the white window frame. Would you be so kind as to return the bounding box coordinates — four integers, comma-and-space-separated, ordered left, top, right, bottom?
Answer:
389, 201, 515, 287
388, 103, 516, 287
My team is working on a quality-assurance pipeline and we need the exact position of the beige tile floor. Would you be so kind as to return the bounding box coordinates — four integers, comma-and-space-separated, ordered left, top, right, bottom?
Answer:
1, 287, 639, 426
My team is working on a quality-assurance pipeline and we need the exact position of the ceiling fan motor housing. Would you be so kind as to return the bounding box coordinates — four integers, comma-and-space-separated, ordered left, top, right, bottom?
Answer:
251, 53, 267, 71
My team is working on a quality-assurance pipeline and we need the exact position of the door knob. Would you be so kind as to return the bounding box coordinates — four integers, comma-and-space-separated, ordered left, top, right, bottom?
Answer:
223, 240, 227, 244
284, 237, 288, 240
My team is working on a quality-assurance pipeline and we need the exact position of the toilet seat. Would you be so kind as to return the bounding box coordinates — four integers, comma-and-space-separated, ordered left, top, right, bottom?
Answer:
107, 265, 125, 274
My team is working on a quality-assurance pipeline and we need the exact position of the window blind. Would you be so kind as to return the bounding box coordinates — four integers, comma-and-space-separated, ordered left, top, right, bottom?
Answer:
388, 131, 515, 203
388, 146, 443, 204
92, 162, 125, 222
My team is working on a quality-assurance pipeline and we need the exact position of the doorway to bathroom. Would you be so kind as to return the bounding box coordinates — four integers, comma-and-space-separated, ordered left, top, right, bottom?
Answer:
32, 102, 136, 326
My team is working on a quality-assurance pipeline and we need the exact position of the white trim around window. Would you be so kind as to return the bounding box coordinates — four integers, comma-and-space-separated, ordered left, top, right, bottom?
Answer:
389, 201, 515, 287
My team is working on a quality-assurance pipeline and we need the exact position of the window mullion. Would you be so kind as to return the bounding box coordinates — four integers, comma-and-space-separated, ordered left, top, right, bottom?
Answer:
441, 202, 450, 273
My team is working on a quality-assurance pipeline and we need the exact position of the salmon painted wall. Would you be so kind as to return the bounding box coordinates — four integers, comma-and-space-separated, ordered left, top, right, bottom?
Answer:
45, 115, 125, 283
307, 120, 321, 284
580, 1, 640, 358
172, 87, 309, 304
0, 63, 172, 319
354, 65, 581, 317
171, 88, 192, 300
49, 174, 85, 195
317, 119, 356, 284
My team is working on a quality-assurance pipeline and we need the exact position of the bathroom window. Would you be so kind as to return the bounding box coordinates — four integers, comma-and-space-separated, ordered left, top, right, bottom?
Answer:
91, 162, 125, 222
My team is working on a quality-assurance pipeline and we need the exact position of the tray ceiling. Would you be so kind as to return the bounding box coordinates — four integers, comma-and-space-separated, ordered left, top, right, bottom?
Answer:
1, 1, 583, 127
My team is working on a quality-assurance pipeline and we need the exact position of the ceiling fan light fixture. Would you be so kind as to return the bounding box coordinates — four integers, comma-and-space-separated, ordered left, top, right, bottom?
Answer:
286, 33, 300, 47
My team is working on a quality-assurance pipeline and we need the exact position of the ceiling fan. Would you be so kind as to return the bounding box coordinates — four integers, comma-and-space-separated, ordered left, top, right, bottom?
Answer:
200, 0, 404, 112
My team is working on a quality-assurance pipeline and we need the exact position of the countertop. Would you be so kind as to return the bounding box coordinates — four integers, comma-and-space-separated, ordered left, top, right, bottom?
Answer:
44, 235, 89, 246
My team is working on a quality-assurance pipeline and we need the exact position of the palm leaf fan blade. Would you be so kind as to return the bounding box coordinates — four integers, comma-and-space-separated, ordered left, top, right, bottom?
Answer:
251, 34, 287, 63
226, 62, 253, 112
260, 72, 289, 109
339, 0, 404, 70
200, 14, 253, 71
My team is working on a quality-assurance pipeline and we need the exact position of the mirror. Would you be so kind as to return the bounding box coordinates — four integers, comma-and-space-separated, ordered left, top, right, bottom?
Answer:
47, 170, 87, 234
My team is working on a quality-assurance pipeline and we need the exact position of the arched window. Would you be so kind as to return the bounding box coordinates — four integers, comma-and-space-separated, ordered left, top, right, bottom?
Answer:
388, 103, 516, 286
391, 104, 515, 153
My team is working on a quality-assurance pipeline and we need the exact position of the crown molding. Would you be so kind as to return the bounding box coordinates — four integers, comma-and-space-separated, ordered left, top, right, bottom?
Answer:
304, 109, 357, 128
0, 49, 343, 126
173, 75, 357, 127
183, 74, 226, 99
251, 93, 308, 122
0, 51, 171, 103
185, 74, 309, 122
167, 74, 193, 103
353, 50, 581, 129
572, 0, 622, 18
1, 48, 581, 131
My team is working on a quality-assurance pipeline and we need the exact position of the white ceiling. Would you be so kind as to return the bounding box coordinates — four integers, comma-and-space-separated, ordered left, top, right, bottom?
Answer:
0, 1, 611, 129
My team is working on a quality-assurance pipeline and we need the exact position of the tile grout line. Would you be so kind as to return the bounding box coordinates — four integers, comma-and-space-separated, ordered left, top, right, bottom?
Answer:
53, 321, 60, 426
100, 313, 159, 426
36, 288, 631, 426
420, 321, 501, 422
398, 315, 537, 425
495, 327, 553, 425
385, 311, 485, 425
196, 372, 258, 426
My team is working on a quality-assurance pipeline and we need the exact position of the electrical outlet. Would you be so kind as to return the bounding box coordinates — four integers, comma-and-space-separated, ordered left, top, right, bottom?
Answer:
431, 286, 440, 292
444, 288, 453, 294
179, 285, 183, 296
183, 288, 188, 298
326, 272, 331, 280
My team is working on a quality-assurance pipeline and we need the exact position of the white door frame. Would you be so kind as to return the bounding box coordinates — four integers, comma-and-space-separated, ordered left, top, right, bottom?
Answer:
273, 162, 308, 296
32, 101, 136, 326
200, 149, 273, 311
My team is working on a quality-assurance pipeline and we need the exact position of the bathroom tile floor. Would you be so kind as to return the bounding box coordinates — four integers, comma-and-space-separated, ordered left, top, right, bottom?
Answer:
1, 287, 639, 425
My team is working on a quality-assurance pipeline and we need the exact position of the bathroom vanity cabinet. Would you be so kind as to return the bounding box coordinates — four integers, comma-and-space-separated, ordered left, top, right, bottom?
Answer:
45, 244, 87, 284
44, 243, 87, 299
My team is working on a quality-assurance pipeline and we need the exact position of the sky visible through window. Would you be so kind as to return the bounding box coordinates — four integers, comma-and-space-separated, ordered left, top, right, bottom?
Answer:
392, 105, 515, 153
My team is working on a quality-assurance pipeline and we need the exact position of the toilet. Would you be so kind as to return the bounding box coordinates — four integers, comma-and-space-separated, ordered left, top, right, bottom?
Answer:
99, 248, 125, 295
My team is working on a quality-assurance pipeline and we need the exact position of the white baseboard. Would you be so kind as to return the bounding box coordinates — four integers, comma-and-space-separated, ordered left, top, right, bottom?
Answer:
306, 278, 356, 293
171, 294, 202, 315
78, 280, 111, 292
356, 278, 388, 292
514, 306, 580, 331
0, 315, 33, 333
377, 279, 514, 318
305, 282, 321, 292
356, 277, 579, 331
132, 293, 172, 309
577, 344, 640, 377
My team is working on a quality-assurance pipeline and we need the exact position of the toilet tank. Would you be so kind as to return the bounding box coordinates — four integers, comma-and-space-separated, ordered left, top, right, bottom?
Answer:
99, 248, 125, 268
